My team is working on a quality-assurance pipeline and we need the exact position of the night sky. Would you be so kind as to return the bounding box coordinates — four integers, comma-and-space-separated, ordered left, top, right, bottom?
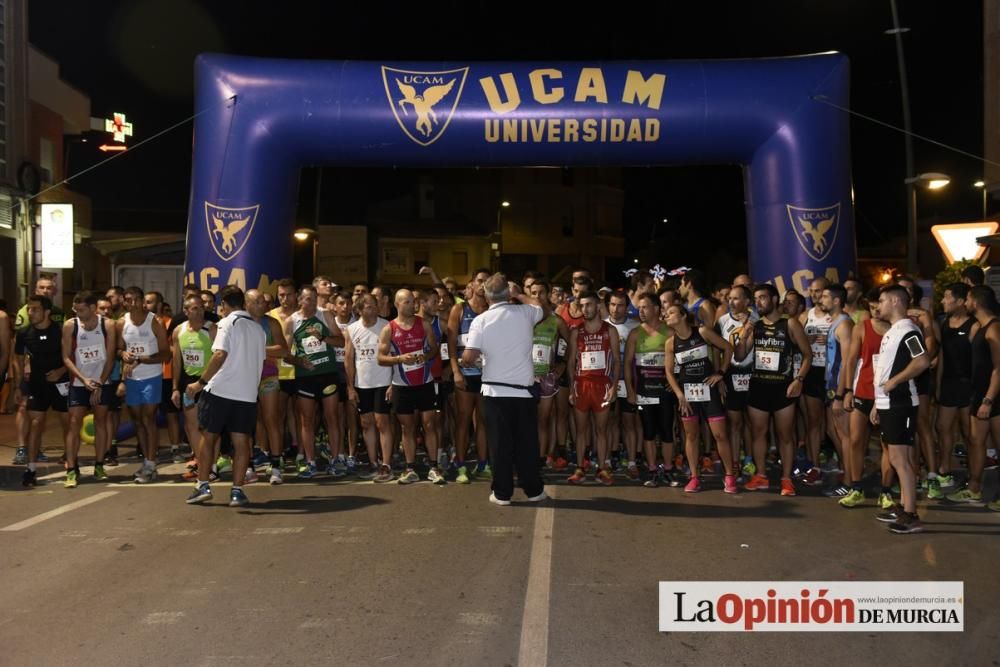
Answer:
29, 0, 984, 277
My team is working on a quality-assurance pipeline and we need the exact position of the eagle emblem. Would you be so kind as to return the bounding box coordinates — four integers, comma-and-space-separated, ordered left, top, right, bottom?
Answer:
382, 66, 469, 146
786, 203, 841, 262
204, 202, 260, 262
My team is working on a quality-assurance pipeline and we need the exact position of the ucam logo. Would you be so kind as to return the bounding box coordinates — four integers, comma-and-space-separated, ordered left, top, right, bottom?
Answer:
204, 202, 260, 262
382, 66, 469, 147
787, 203, 841, 262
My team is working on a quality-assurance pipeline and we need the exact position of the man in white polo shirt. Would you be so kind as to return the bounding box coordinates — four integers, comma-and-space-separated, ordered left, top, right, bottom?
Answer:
461, 273, 549, 506
185, 285, 266, 507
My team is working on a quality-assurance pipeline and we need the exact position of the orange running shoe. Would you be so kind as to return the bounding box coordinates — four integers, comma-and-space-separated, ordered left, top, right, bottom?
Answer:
567, 467, 586, 485
597, 468, 614, 486
780, 478, 796, 497
745, 473, 769, 491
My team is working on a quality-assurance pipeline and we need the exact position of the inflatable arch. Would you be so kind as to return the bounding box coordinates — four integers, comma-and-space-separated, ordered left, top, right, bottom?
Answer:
185, 54, 855, 294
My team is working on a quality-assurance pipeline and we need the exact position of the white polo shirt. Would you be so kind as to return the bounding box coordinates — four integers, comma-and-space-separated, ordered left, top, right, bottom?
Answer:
204, 309, 266, 403
465, 302, 543, 398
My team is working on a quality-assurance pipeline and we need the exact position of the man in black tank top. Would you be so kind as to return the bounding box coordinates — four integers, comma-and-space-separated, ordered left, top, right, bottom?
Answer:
935, 283, 975, 490
734, 284, 813, 497
946, 286, 1000, 510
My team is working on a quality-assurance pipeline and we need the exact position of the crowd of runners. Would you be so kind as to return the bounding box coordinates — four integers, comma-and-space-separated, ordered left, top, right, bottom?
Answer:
2, 263, 999, 535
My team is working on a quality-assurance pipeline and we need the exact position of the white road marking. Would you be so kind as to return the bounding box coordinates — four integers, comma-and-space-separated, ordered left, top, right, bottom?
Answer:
477, 525, 523, 536
142, 611, 185, 625
403, 527, 435, 535
0, 491, 118, 532
517, 488, 555, 667
458, 612, 501, 626
252, 527, 304, 535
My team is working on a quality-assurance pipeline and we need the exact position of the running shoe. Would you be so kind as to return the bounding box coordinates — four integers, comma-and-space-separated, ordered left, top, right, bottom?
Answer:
876, 506, 901, 523
476, 464, 493, 480
36, 451, 49, 463
326, 463, 347, 478
596, 468, 614, 486
357, 464, 378, 481
398, 468, 420, 484
229, 487, 249, 508
567, 467, 586, 485
626, 464, 640, 481
12, 447, 27, 465
186, 482, 212, 504
823, 484, 851, 498
373, 464, 395, 483
298, 462, 319, 479
643, 467, 662, 488
428, 467, 447, 485
134, 466, 157, 484
888, 512, 924, 534
926, 478, 944, 500
525, 490, 548, 502
21, 469, 37, 487
244, 468, 259, 484
251, 449, 269, 470
803, 467, 822, 486
94, 464, 108, 481
745, 473, 769, 491
215, 456, 233, 474
455, 465, 470, 484
986, 498, 1000, 512
346, 456, 357, 475
63, 469, 78, 489
663, 469, 682, 487
780, 478, 796, 497
269, 468, 283, 485
838, 489, 865, 508
700, 456, 715, 475
552, 456, 569, 471
684, 477, 702, 493
946, 487, 982, 504
936, 474, 955, 489
171, 446, 184, 464
182, 466, 199, 481
723, 475, 738, 494
878, 492, 895, 510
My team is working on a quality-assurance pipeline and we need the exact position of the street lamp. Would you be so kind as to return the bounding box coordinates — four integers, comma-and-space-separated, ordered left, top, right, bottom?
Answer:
974, 180, 987, 219
903, 172, 950, 274
494, 200, 510, 271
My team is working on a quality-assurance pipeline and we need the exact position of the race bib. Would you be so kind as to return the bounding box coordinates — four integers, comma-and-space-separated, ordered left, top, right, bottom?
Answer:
617, 379, 627, 398
674, 344, 708, 365
78, 344, 105, 364
183, 349, 205, 368
636, 351, 664, 367
755, 350, 779, 372
458, 333, 470, 347
402, 359, 425, 374
127, 342, 148, 357
684, 383, 710, 402
357, 344, 377, 363
732, 373, 751, 392
637, 394, 660, 405
440, 343, 450, 361
335, 347, 346, 363
55, 381, 70, 397
532, 344, 551, 367
580, 351, 606, 371
302, 336, 326, 355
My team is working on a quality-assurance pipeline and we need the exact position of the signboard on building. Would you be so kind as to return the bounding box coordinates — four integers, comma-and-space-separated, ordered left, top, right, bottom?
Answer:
40, 203, 74, 268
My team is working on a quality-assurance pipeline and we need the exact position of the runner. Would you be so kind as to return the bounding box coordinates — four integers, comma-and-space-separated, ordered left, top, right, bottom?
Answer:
529, 280, 570, 469
13, 295, 69, 487
377, 289, 444, 484
269, 278, 301, 463
799, 276, 832, 484
624, 293, 679, 487
605, 290, 640, 477
871, 284, 930, 534
329, 291, 357, 474
566, 291, 620, 485
448, 269, 492, 483
817, 283, 854, 497
935, 283, 975, 492
246, 289, 291, 484
679, 269, 716, 327
734, 283, 813, 496
61, 291, 117, 487
345, 294, 394, 482
284, 285, 345, 478
838, 291, 890, 508
716, 284, 758, 478
946, 285, 1000, 509
171, 294, 217, 481
117, 286, 170, 483
663, 304, 737, 493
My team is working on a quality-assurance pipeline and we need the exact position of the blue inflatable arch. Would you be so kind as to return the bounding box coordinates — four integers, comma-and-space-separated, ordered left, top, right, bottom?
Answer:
185, 53, 855, 293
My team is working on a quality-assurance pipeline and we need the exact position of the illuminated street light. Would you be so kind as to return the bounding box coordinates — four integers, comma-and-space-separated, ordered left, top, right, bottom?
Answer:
903, 172, 950, 273
293, 228, 313, 241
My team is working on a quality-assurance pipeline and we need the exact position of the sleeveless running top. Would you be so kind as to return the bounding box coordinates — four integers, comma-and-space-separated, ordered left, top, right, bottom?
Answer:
291, 311, 338, 377
456, 303, 483, 377
178, 321, 213, 377
940, 315, 975, 381
122, 311, 161, 381
751, 317, 794, 384
532, 314, 560, 377
347, 317, 392, 389
852, 318, 883, 400
971, 318, 999, 395
390, 317, 432, 387
804, 308, 833, 367
71, 316, 109, 387
824, 314, 851, 396
575, 321, 613, 383
634, 324, 670, 401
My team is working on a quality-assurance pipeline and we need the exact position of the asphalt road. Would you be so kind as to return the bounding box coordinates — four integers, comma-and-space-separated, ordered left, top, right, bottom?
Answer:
0, 442, 997, 666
